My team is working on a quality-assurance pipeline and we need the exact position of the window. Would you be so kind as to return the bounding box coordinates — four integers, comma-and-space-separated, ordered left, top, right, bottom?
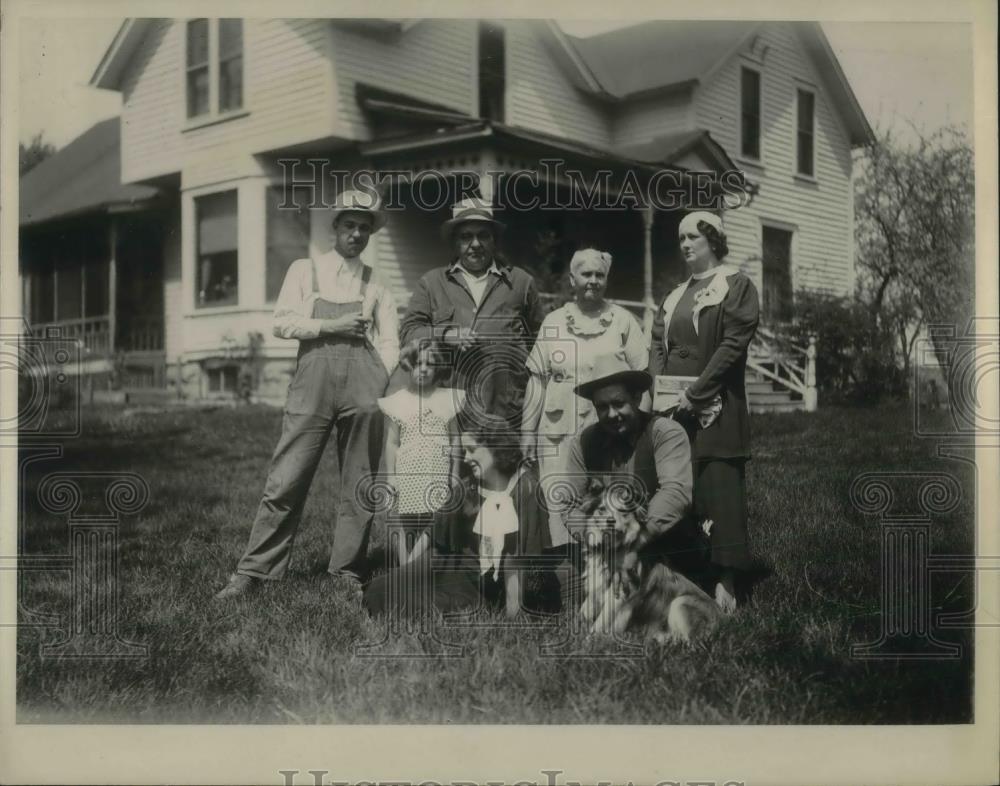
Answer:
265, 186, 310, 302
186, 18, 243, 119
195, 190, 238, 308
478, 22, 505, 122
186, 19, 210, 118
218, 19, 243, 113
206, 365, 239, 393
761, 226, 794, 324
740, 67, 761, 160
796, 88, 816, 177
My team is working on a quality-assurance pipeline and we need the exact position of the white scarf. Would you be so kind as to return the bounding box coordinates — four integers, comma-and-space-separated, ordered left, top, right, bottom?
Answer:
659, 263, 741, 350
472, 469, 524, 576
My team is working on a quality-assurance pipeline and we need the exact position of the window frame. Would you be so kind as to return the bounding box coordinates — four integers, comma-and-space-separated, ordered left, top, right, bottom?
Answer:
759, 219, 797, 325
194, 188, 240, 310
183, 18, 247, 129
738, 65, 763, 164
264, 184, 311, 304
795, 86, 817, 179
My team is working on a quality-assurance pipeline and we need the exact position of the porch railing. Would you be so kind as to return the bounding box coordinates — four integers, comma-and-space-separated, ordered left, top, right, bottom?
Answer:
29, 316, 164, 355
30, 316, 112, 357
748, 327, 817, 411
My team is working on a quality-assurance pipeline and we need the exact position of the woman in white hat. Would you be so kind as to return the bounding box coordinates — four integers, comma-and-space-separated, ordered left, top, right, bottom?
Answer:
648, 211, 760, 611
522, 247, 648, 547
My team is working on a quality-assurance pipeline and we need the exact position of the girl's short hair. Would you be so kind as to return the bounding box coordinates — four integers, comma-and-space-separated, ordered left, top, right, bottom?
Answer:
399, 340, 452, 383
696, 220, 729, 260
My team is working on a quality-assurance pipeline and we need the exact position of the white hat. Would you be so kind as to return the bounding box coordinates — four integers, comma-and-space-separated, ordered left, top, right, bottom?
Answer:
331, 189, 387, 232
679, 211, 725, 236
440, 197, 505, 240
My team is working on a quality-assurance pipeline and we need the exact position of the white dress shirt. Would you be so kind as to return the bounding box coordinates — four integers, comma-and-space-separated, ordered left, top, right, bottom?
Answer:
273, 248, 400, 374
452, 262, 501, 307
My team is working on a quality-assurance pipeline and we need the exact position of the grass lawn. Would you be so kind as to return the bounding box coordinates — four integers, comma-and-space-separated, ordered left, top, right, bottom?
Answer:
17, 403, 975, 723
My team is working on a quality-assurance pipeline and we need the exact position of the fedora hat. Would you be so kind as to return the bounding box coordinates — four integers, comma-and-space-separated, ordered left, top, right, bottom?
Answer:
331, 189, 387, 232
440, 197, 505, 240
574, 355, 653, 401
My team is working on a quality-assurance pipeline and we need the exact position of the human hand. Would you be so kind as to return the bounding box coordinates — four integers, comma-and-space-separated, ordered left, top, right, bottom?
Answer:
323, 314, 368, 338
446, 327, 478, 352
676, 389, 695, 412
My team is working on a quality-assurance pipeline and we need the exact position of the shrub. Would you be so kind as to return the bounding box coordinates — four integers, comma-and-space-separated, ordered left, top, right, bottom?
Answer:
790, 291, 907, 405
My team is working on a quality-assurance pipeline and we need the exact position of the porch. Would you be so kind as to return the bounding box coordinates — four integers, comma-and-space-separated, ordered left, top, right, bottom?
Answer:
357, 119, 817, 411
20, 212, 169, 398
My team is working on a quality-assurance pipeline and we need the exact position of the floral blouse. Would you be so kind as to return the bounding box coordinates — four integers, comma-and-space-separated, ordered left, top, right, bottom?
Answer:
526, 302, 648, 437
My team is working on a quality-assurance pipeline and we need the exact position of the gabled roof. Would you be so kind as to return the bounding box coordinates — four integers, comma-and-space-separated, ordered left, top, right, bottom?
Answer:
554, 20, 873, 146
561, 20, 755, 100
20, 117, 160, 227
90, 19, 155, 91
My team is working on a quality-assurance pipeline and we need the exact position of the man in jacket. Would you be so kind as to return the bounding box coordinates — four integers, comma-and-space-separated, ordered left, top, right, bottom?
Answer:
398, 197, 546, 429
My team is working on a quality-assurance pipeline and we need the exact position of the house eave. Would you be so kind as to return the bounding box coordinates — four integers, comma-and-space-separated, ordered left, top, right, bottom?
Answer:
90, 19, 154, 91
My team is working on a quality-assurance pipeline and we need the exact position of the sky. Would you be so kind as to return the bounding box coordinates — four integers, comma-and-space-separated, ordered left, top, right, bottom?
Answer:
17, 17, 974, 150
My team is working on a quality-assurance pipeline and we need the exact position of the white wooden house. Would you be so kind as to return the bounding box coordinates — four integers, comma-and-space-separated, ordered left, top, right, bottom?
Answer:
19, 18, 872, 408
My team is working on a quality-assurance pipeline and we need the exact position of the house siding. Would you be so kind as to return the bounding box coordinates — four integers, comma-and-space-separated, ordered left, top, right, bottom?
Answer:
331, 20, 476, 139
694, 22, 854, 298
504, 22, 612, 148
613, 89, 695, 148
121, 19, 336, 185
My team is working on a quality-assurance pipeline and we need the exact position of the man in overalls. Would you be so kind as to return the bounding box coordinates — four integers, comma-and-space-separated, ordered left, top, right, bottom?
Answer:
216, 190, 398, 599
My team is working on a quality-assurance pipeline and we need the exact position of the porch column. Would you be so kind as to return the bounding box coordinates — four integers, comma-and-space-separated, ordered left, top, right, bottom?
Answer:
641, 205, 655, 335
108, 216, 117, 356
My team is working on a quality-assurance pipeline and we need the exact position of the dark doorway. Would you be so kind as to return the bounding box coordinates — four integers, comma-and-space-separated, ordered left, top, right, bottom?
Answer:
761, 225, 793, 324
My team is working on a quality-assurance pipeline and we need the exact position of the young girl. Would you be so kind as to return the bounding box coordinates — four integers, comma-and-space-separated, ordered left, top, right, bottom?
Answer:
363, 425, 554, 619
378, 341, 463, 566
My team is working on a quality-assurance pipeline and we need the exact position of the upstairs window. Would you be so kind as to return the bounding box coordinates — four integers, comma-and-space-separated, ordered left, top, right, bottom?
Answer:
796, 88, 816, 177
218, 19, 244, 112
186, 18, 244, 120
196, 190, 239, 308
186, 19, 210, 118
478, 22, 505, 122
740, 66, 761, 161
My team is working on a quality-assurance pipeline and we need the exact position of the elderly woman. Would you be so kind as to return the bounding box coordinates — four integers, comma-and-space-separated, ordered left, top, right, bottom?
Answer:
648, 211, 760, 611
523, 248, 648, 546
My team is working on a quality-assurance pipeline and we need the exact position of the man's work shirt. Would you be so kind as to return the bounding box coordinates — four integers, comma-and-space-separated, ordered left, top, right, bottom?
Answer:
453, 262, 502, 308
562, 413, 693, 538
273, 249, 400, 374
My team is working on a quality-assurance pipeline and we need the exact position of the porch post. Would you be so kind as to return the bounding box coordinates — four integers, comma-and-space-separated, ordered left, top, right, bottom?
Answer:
108, 216, 117, 356
805, 334, 818, 412
641, 205, 655, 335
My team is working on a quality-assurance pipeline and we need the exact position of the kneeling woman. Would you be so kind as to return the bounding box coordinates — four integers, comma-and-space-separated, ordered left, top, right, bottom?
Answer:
363, 425, 553, 619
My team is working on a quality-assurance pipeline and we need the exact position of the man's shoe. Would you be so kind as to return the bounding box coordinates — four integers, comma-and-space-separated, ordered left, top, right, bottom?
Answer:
214, 573, 260, 600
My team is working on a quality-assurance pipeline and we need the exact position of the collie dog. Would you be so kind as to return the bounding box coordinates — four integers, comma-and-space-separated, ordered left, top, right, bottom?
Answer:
575, 479, 721, 644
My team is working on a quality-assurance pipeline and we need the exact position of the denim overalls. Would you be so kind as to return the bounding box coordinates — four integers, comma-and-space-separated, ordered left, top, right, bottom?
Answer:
237, 260, 389, 579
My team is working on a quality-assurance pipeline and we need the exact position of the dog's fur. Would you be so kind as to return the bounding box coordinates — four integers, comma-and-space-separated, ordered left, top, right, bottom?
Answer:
575, 478, 721, 644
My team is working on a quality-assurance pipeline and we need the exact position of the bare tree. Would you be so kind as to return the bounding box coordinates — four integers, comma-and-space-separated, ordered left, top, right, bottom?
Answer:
854, 124, 975, 380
